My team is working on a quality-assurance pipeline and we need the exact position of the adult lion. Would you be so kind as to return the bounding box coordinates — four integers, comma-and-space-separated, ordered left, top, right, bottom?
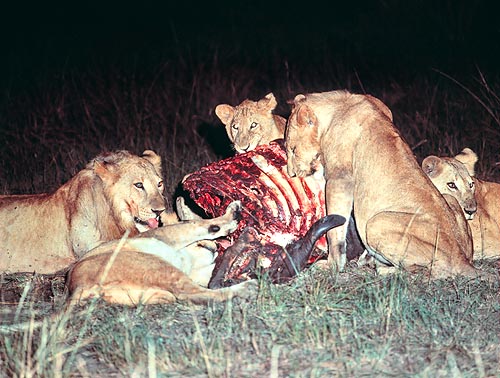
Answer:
285, 90, 481, 279
215, 92, 286, 153
422, 148, 500, 260
0, 150, 168, 274
67, 201, 257, 305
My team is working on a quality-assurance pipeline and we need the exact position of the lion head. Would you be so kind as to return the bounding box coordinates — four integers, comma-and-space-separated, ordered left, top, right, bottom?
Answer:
90, 150, 166, 233
215, 93, 286, 153
422, 148, 478, 220
285, 94, 322, 178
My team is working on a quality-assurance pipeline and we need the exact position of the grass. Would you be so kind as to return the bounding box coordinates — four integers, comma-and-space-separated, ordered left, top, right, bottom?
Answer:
1, 266, 499, 377
1, 39, 500, 376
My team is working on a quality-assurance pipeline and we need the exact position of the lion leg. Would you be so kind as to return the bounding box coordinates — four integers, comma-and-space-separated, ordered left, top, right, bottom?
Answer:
324, 178, 354, 271
68, 250, 256, 306
365, 211, 479, 279
174, 280, 257, 304
70, 277, 256, 306
470, 209, 500, 260
69, 285, 178, 306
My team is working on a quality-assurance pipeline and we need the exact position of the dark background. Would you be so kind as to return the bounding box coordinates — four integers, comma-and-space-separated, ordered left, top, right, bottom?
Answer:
1, 0, 499, 91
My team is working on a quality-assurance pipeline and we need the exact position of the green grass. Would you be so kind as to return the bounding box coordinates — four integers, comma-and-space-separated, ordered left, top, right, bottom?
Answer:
1, 42, 500, 377
1, 266, 499, 377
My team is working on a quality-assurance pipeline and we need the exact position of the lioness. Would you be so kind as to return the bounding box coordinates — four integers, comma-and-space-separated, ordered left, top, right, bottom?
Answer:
0, 150, 168, 274
67, 201, 257, 305
215, 92, 286, 153
285, 90, 480, 279
422, 148, 500, 260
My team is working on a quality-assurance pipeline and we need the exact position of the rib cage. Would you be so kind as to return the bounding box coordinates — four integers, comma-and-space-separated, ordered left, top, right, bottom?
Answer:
182, 140, 327, 253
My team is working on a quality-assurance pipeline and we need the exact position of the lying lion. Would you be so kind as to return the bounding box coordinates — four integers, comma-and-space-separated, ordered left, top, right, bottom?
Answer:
67, 201, 257, 305
285, 90, 482, 279
215, 92, 286, 153
422, 148, 500, 260
0, 150, 171, 274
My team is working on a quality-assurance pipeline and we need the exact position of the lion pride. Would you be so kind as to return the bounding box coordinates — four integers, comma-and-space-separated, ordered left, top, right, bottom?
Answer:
285, 90, 483, 279
0, 150, 167, 274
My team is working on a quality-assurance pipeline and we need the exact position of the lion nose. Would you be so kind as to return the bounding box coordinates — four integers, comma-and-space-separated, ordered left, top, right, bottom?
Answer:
152, 209, 164, 217
464, 208, 476, 217
152, 208, 165, 226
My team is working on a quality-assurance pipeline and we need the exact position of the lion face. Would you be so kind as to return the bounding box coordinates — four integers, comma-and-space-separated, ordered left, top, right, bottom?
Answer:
216, 93, 284, 153
422, 148, 478, 220
285, 102, 322, 178
93, 150, 166, 233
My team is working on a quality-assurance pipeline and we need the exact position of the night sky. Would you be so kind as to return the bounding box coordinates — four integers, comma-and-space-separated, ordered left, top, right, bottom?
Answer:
2, 0, 499, 86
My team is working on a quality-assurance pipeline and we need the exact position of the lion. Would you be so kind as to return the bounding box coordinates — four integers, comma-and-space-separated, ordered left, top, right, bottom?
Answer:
285, 90, 483, 279
67, 201, 257, 305
215, 92, 286, 153
0, 150, 171, 274
422, 148, 500, 260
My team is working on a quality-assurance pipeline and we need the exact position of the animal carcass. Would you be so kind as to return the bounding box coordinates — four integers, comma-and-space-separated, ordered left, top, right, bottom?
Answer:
181, 140, 362, 286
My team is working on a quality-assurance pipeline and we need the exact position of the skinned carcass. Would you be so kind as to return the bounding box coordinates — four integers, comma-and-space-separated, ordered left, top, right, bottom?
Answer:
181, 140, 363, 286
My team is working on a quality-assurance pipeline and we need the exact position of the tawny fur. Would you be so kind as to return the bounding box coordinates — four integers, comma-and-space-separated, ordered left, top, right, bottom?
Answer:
422, 149, 477, 220
285, 90, 481, 279
67, 201, 257, 306
215, 92, 286, 153
0, 150, 166, 274
423, 148, 500, 260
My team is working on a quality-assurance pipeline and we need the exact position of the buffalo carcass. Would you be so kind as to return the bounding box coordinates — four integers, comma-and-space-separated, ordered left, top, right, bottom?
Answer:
181, 140, 363, 287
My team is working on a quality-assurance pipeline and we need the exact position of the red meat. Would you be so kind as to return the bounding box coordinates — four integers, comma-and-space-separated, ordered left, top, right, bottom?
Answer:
182, 140, 328, 255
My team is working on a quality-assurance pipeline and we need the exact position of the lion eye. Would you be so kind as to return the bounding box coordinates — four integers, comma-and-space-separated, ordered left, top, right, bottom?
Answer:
447, 182, 457, 190
158, 181, 164, 188
231, 123, 238, 130
250, 122, 258, 129
134, 182, 144, 189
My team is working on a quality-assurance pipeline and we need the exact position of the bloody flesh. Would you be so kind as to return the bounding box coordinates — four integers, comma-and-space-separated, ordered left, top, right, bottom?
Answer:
182, 140, 328, 256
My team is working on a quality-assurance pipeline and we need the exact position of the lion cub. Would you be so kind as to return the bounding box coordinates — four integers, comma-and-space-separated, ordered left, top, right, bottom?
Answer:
422, 148, 500, 260
67, 201, 257, 305
285, 90, 481, 279
215, 92, 286, 153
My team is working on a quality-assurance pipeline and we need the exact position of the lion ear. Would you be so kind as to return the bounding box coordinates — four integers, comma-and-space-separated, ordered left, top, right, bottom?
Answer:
455, 147, 477, 176
293, 94, 306, 104
258, 92, 278, 112
297, 105, 317, 128
142, 150, 162, 175
421, 156, 443, 178
92, 157, 117, 183
365, 94, 393, 121
215, 104, 235, 125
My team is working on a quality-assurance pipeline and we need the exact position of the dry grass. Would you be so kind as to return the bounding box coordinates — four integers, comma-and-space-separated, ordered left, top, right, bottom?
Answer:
1, 265, 499, 377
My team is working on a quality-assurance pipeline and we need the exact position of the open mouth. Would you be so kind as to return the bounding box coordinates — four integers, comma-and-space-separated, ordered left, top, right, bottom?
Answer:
134, 214, 163, 229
